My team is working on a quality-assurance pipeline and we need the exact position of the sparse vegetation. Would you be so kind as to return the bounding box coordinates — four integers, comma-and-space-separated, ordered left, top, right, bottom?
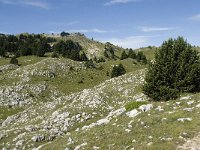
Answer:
1, 33, 200, 150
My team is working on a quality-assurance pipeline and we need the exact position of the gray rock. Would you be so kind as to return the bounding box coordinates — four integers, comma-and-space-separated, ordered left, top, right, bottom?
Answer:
138, 104, 153, 112
177, 118, 192, 123
31, 135, 45, 142
126, 109, 140, 118
16, 140, 24, 147
2, 115, 20, 126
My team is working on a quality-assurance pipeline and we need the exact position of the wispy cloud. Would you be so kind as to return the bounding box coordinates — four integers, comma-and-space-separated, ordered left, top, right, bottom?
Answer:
105, 0, 141, 6
140, 26, 174, 32
66, 21, 80, 26
0, 31, 10, 34
0, 0, 15, 4
0, 0, 50, 9
67, 28, 110, 33
189, 14, 200, 21
49, 28, 112, 34
22, 1, 49, 9
99, 35, 155, 49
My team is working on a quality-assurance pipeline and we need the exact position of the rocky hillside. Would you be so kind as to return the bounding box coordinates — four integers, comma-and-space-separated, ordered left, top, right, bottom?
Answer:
0, 54, 200, 150
45, 33, 125, 59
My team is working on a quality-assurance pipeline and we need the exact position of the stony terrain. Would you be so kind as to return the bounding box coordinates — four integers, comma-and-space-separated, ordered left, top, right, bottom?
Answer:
0, 56, 200, 150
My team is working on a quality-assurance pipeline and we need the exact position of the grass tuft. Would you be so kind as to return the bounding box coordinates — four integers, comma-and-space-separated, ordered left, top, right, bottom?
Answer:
125, 101, 148, 111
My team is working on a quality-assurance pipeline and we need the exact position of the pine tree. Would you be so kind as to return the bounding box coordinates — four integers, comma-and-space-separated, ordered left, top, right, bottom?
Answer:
121, 50, 128, 60
111, 63, 126, 78
80, 51, 88, 61
128, 49, 136, 59
143, 37, 200, 101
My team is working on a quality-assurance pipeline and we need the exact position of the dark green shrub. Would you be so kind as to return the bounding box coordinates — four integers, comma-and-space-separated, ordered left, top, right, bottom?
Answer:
106, 71, 109, 76
10, 57, 18, 65
128, 49, 137, 59
51, 52, 59, 58
121, 50, 128, 60
111, 63, 126, 78
78, 80, 84, 84
143, 37, 200, 101
85, 59, 95, 68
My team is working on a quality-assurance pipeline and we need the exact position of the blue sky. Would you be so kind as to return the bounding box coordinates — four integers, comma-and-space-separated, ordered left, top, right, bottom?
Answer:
0, 0, 200, 49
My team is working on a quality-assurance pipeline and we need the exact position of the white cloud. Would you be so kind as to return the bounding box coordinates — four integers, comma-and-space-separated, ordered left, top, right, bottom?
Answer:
0, 31, 10, 34
22, 1, 49, 9
99, 36, 153, 49
140, 26, 174, 32
105, 0, 141, 6
0, 0, 15, 4
0, 0, 49, 9
189, 14, 200, 21
67, 28, 109, 33
49, 28, 111, 34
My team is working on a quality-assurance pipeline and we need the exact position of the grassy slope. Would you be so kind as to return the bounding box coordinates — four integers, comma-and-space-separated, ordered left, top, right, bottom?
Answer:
45, 34, 126, 59
0, 38, 200, 149
42, 82, 200, 150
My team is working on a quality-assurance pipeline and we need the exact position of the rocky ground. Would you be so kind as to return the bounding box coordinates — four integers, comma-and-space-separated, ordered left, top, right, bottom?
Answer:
0, 58, 200, 150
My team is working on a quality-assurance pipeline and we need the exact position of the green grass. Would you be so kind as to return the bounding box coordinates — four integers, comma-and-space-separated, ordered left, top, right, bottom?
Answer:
2, 49, 200, 150
24, 57, 146, 95
136, 47, 157, 60
0, 106, 24, 120
125, 101, 148, 111
42, 93, 200, 150
0, 57, 10, 66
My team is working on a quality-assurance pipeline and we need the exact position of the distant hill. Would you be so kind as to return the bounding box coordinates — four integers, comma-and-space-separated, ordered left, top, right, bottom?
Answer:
45, 33, 126, 59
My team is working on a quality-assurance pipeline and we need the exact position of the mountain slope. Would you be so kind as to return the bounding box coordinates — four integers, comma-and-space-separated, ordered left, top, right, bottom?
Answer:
0, 55, 200, 150
45, 34, 125, 59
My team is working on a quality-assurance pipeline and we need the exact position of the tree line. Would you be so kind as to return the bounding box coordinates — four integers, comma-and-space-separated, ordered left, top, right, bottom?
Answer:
0, 33, 56, 57
120, 49, 147, 64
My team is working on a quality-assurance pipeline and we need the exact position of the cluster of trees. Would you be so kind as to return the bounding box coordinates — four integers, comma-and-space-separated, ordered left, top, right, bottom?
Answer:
60, 32, 70, 37
0, 33, 55, 57
52, 40, 88, 61
111, 63, 126, 78
94, 57, 105, 63
143, 37, 200, 101
121, 49, 147, 64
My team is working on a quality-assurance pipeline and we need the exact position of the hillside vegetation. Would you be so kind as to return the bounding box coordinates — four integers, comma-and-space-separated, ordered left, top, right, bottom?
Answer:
0, 33, 200, 150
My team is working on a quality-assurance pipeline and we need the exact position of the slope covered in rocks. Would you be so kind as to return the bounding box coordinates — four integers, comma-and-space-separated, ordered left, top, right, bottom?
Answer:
0, 55, 200, 150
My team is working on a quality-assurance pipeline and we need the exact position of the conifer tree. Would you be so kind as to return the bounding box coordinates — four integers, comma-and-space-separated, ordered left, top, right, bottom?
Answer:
143, 37, 200, 101
128, 49, 136, 59
111, 63, 126, 78
120, 50, 128, 60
